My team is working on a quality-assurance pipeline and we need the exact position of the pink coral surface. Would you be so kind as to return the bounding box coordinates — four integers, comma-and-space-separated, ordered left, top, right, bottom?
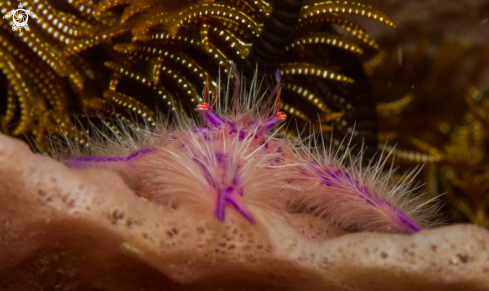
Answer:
0, 133, 488, 290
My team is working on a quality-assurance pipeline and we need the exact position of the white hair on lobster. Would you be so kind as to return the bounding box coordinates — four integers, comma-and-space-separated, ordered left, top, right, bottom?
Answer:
60, 68, 440, 234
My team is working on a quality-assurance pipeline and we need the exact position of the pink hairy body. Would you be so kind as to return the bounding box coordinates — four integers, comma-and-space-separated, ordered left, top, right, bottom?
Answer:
63, 74, 435, 234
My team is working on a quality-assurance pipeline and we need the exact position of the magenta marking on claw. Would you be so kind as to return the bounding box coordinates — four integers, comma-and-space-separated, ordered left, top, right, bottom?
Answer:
197, 102, 225, 128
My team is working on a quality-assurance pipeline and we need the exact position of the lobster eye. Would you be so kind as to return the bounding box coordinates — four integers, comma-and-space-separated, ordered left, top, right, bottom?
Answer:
197, 103, 210, 111
275, 111, 287, 120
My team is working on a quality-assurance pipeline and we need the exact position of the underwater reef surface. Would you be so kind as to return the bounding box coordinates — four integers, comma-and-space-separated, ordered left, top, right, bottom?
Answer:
0, 132, 488, 290
0, 0, 488, 226
1, 0, 489, 226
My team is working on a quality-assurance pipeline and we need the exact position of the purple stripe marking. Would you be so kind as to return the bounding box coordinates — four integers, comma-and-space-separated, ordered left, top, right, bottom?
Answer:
215, 187, 229, 222
193, 158, 218, 189
216, 152, 227, 168
316, 165, 422, 233
239, 129, 247, 141
396, 210, 422, 233
193, 156, 254, 224
225, 189, 256, 224
193, 126, 208, 134
262, 116, 283, 132
64, 146, 157, 168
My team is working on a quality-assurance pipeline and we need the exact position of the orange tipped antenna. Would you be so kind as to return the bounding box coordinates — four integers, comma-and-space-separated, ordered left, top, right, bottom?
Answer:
203, 77, 210, 104
273, 86, 282, 116
260, 70, 282, 116
231, 64, 240, 113
212, 85, 219, 108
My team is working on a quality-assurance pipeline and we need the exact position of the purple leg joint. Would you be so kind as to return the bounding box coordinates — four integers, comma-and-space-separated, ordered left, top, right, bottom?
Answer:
197, 106, 225, 128
216, 186, 256, 224
396, 211, 422, 233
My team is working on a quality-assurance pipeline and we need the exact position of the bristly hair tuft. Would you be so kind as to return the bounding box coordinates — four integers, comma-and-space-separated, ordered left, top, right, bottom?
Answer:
55, 69, 443, 234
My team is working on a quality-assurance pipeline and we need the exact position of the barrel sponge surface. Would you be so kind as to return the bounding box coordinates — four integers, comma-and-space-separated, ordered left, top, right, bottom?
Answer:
0, 133, 488, 291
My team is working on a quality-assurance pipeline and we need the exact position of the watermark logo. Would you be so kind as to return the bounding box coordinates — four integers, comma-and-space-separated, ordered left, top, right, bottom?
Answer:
3, 3, 37, 32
